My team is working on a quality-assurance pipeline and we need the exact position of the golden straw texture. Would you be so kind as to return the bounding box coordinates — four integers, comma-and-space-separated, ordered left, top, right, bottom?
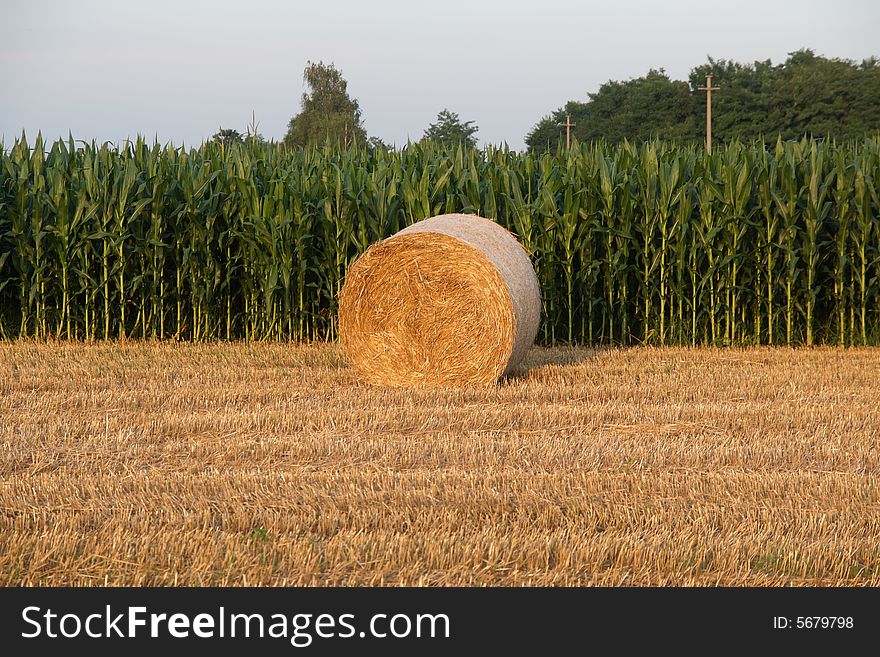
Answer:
338, 214, 541, 386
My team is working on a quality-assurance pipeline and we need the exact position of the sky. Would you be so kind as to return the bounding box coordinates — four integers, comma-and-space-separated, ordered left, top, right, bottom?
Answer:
2, 0, 878, 151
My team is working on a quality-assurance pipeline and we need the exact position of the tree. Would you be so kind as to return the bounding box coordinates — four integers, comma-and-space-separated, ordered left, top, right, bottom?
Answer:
586, 69, 696, 143
422, 109, 479, 148
689, 50, 880, 142
525, 101, 589, 153
526, 51, 880, 150
366, 136, 392, 152
525, 71, 695, 152
283, 61, 367, 148
211, 128, 244, 146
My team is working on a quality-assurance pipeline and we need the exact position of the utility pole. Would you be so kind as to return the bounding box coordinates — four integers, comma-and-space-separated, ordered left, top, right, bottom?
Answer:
697, 74, 720, 153
558, 113, 576, 148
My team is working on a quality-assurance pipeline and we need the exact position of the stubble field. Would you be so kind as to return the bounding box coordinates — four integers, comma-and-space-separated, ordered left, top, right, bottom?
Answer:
1, 341, 878, 586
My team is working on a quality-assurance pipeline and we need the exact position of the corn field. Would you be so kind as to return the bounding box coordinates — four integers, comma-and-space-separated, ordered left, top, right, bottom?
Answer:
1, 134, 878, 345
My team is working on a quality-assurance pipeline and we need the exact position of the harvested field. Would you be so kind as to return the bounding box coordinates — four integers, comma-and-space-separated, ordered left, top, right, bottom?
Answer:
1, 341, 879, 586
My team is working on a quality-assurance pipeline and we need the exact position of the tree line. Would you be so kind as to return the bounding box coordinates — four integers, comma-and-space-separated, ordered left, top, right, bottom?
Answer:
213, 51, 878, 152
526, 50, 880, 151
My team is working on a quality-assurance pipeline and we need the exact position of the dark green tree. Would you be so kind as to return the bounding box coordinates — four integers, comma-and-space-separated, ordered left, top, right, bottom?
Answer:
422, 109, 479, 148
211, 128, 244, 146
690, 50, 880, 142
586, 69, 696, 143
526, 50, 880, 150
526, 70, 696, 151
284, 61, 367, 148
366, 136, 392, 152
525, 101, 590, 153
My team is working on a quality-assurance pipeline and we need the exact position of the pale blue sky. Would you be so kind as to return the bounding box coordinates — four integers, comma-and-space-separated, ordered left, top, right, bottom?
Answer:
2, 0, 878, 150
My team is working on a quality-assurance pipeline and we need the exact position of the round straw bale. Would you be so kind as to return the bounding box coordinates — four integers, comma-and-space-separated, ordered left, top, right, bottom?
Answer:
338, 213, 541, 386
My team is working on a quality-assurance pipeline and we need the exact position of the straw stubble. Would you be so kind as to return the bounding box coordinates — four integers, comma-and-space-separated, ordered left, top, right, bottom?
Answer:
2, 342, 879, 586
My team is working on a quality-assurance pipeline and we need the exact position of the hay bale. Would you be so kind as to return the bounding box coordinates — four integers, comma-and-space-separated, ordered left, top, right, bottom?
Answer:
338, 213, 541, 386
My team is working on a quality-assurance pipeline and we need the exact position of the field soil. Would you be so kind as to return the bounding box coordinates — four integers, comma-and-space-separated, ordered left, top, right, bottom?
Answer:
1, 342, 878, 586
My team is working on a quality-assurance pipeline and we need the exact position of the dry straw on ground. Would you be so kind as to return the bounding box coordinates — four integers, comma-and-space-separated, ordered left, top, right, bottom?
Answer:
1, 342, 879, 586
338, 214, 541, 386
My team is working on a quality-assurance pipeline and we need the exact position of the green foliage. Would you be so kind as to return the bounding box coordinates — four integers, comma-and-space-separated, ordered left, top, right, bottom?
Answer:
366, 136, 392, 152
690, 50, 880, 141
527, 71, 696, 152
525, 101, 590, 154
527, 51, 880, 151
422, 109, 479, 149
283, 61, 367, 148
1, 135, 878, 346
211, 128, 244, 146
